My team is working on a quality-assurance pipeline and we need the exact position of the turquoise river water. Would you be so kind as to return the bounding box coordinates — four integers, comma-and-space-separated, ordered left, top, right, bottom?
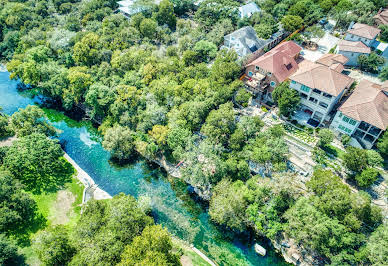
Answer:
0, 71, 287, 266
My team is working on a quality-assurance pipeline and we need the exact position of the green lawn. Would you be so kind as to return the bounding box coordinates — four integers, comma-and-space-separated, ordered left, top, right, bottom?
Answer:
20, 176, 84, 265
172, 238, 211, 266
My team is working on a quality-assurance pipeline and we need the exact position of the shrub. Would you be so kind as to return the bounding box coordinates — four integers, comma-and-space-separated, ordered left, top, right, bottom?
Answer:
356, 168, 379, 188
341, 134, 351, 146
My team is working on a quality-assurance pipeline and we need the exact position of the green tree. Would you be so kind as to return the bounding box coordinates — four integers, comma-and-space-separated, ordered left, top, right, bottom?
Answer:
234, 88, 251, 107
3, 133, 74, 192
73, 33, 100, 66
85, 83, 115, 118
118, 225, 179, 265
285, 197, 361, 261
0, 234, 21, 265
366, 223, 388, 265
356, 168, 379, 188
201, 102, 236, 146
377, 131, 388, 155
209, 179, 249, 232
139, 18, 157, 39
33, 225, 75, 266
181, 140, 226, 188
378, 65, 388, 81
154, 0, 176, 29
379, 24, 388, 42
0, 171, 37, 233
343, 147, 368, 174
64, 66, 92, 109
358, 53, 385, 73
318, 128, 334, 147
281, 15, 304, 32
366, 150, 383, 167
272, 82, 300, 117
71, 194, 153, 265
0, 115, 11, 138
304, 25, 325, 40
102, 125, 136, 161
193, 40, 217, 63
9, 105, 56, 137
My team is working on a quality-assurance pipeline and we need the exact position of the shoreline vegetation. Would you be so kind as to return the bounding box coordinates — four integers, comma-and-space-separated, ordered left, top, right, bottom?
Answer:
1, 0, 387, 264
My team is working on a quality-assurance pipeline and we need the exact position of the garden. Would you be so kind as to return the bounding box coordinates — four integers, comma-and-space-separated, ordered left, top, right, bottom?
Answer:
283, 123, 317, 145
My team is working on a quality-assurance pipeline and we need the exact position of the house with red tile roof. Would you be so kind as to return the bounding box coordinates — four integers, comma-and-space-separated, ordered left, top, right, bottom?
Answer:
335, 40, 371, 66
315, 54, 348, 73
374, 7, 388, 25
330, 79, 388, 148
244, 41, 302, 101
345, 23, 381, 47
289, 57, 354, 126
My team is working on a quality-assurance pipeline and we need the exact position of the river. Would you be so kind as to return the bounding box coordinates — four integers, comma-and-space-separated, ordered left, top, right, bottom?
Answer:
0, 71, 287, 266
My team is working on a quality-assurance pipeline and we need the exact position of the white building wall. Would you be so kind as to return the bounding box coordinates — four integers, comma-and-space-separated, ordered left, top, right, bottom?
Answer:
290, 81, 343, 123
330, 111, 360, 135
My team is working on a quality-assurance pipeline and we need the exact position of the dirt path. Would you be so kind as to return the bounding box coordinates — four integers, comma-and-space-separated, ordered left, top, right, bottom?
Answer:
0, 136, 16, 147
50, 190, 75, 225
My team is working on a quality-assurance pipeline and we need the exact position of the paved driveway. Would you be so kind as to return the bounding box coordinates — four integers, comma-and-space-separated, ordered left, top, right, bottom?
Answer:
301, 31, 339, 62
344, 69, 383, 84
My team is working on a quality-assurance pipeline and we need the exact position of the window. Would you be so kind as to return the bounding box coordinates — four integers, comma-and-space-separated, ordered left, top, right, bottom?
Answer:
231, 37, 235, 40
291, 80, 296, 84
285, 63, 293, 70
339, 112, 343, 118
301, 85, 310, 93
309, 97, 318, 104
268, 72, 272, 77
322, 93, 332, 99
248, 71, 253, 77
319, 102, 328, 109
270, 81, 276, 87
301, 93, 308, 99
342, 115, 357, 125
313, 89, 321, 94
255, 66, 259, 71
338, 125, 352, 134
348, 118, 357, 125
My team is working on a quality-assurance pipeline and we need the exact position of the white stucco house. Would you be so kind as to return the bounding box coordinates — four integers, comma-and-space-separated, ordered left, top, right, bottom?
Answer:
289, 55, 354, 127
330, 79, 388, 148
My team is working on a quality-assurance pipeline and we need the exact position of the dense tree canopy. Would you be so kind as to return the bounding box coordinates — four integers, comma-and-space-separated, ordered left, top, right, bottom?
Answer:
9, 105, 56, 137
3, 133, 74, 192
0, 171, 37, 233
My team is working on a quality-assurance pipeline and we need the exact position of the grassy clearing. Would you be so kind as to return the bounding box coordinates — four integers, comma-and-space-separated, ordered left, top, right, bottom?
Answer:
172, 237, 211, 266
20, 176, 84, 265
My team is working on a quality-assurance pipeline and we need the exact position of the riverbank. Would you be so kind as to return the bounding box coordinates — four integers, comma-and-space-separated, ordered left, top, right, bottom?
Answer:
63, 153, 112, 201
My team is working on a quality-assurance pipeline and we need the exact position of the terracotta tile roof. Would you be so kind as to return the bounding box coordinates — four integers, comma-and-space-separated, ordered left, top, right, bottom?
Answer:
337, 40, 371, 54
374, 9, 388, 25
347, 23, 381, 39
339, 79, 388, 130
315, 54, 348, 72
246, 41, 302, 83
290, 60, 354, 96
